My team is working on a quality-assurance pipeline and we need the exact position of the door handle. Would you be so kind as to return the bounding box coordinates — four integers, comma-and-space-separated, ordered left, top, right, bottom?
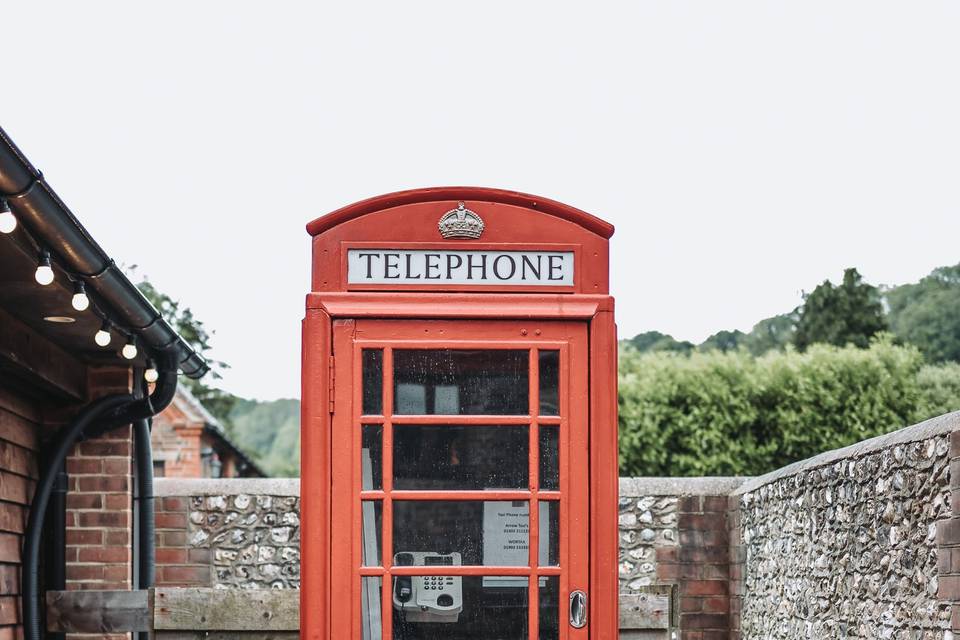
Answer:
569, 590, 587, 629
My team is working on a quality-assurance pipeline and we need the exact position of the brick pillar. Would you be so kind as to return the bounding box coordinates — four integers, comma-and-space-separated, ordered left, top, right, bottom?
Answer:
938, 430, 960, 632
65, 430, 132, 589
676, 495, 730, 640
65, 367, 132, 640
154, 495, 211, 586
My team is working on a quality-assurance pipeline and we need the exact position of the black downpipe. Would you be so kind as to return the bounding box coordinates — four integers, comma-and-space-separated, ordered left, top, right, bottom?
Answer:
88, 361, 178, 438
23, 357, 178, 640
133, 416, 155, 640
43, 466, 67, 640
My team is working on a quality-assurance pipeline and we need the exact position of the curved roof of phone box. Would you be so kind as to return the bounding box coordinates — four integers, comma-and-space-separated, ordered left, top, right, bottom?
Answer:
306, 186, 615, 239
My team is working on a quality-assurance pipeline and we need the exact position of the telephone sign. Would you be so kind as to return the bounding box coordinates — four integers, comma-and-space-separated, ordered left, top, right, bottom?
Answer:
301, 187, 618, 640
346, 249, 575, 287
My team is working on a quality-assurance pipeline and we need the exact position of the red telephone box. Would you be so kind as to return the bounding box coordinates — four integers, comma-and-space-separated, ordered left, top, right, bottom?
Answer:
301, 187, 618, 640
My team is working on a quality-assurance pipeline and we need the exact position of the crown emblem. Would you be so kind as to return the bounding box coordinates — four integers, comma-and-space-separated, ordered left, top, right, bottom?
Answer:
438, 202, 485, 239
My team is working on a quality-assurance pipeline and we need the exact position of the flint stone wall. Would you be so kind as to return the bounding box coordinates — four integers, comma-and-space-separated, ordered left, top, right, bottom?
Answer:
155, 478, 300, 589
152, 412, 960, 639
732, 412, 959, 640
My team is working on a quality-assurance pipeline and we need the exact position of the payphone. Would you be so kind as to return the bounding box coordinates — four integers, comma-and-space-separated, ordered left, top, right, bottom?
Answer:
391, 552, 463, 622
301, 188, 618, 640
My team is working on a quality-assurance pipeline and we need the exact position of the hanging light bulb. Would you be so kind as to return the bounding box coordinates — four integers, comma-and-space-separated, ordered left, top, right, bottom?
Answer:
122, 337, 138, 360
0, 199, 15, 234
71, 280, 90, 311
144, 359, 159, 383
94, 320, 112, 347
35, 250, 54, 285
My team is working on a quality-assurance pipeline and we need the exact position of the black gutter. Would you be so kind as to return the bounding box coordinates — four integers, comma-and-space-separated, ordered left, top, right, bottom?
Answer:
0, 125, 208, 378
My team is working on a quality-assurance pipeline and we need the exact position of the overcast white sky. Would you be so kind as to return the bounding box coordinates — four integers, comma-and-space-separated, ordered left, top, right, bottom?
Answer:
3, 2, 958, 400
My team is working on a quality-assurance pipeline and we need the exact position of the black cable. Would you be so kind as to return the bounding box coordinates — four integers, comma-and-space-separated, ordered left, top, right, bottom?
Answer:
22, 393, 134, 640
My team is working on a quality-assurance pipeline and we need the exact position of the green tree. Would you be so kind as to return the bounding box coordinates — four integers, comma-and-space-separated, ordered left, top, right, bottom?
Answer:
742, 313, 797, 355
628, 331, 694, 355
134, 274, 238, 425
886, 263, 960, 363
793, 268, 886, 350
228, 398, 300, 477
699, 329, 746, 353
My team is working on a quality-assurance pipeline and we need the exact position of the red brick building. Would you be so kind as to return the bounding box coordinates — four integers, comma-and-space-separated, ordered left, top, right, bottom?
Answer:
152, 387, 264, 478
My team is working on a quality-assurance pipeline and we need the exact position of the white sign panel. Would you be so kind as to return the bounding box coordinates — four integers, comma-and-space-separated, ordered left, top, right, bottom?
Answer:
482, 501, 550, 587
347, 249, 574, 286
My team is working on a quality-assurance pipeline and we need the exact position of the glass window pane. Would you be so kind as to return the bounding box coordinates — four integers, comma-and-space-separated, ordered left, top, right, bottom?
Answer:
539, 575, 559, 640
361, 500, 382, 566
361, 576, 382, 640
362, 349, 383, 415
538, 350, 560, 416
362, 424, 382, 490
393, 501, 530, 566
394, 425, 528, 490
539, 426, 559, 491
394, 350, 529, 415
541, 501, 559, 567
392, 575, 528, 639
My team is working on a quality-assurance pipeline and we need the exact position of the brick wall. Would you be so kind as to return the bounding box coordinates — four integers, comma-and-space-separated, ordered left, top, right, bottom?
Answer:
151, 405, 204, 478
619, 478, 743, 639
674, 495, 730, 639
154, 494, 211, 587
63, 368, 133, 640
65, 428, 133, 590
0, 387, 43, 638
65, 368, 133, 595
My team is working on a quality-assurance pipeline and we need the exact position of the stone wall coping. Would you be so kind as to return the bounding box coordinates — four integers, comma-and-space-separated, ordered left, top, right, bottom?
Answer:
734, 410, 960, 496
619, 476, 748, 496
154, 478, 300, 497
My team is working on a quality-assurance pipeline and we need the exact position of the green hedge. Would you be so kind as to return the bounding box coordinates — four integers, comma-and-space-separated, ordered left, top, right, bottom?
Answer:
618, 337, 960, 477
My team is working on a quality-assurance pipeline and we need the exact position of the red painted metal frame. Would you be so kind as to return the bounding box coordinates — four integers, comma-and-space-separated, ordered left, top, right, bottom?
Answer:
301, 308, 332, 640
306, 293, 611, 319
328, 319, 589, 640
302, 300, 618, 640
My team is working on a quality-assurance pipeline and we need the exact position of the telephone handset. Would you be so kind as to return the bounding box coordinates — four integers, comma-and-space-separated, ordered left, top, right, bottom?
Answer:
392, 552, 463, 623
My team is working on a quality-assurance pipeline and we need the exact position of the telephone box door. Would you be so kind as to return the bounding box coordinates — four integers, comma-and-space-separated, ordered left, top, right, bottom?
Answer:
330, 318, 590, 640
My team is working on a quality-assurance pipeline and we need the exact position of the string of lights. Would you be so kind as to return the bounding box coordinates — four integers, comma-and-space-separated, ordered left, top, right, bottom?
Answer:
1, 195, 158, 382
